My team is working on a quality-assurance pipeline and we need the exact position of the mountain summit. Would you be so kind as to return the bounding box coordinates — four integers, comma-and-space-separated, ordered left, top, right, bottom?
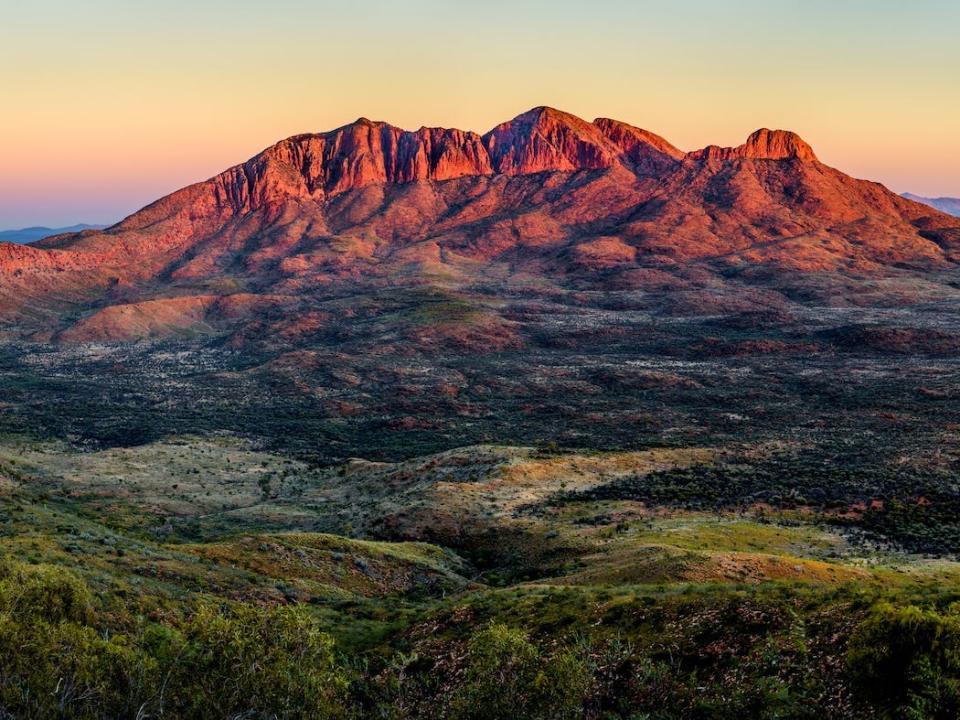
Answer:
0, 107, 958, 344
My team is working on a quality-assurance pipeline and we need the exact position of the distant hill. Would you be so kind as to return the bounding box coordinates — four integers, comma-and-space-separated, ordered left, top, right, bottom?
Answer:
902, 193, 960, 216
0, 224, 106, 244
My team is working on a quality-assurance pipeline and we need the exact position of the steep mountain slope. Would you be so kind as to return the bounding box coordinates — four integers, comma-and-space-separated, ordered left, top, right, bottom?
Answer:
1, 107, 958, 344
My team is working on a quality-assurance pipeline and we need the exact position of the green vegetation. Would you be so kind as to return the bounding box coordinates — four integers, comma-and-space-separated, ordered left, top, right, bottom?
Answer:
0, 560, 352, 719
564, 439, 960, 556
848, 603, 960, 720
449, 623, 589, 720
406, 289, 482, 326
9, 551, 960, 719
1, 355, 960, 718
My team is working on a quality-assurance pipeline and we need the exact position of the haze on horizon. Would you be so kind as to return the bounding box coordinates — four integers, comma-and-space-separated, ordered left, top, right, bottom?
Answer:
1, 0, 958, 228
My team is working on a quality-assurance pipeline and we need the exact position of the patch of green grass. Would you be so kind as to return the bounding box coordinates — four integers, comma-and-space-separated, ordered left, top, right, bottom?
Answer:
407, 290, 481, 325
623, 516, 845, 557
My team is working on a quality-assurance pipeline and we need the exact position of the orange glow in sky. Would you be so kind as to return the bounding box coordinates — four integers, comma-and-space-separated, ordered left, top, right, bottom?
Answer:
1, 0, 958, 227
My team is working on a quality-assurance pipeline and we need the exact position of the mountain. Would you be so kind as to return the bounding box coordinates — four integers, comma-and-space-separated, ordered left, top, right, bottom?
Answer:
1, 106, 958, 345
902, 192, 960, 216
0, 224, 106, 244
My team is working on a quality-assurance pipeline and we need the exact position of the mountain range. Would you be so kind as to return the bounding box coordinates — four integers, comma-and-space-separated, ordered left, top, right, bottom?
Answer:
1, 106, 958, 348
902, 192, 960, 217
0, 224, 106, 244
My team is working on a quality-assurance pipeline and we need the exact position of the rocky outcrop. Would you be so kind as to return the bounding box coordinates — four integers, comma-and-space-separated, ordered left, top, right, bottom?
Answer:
255, 121, 495, 196
481, 106, 619, 174
740, 129, 817, 161
691, 129, 818, 163
593, 117, 685, 175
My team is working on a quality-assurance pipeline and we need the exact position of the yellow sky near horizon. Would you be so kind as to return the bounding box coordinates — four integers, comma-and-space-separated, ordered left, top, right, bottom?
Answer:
1, 0, 958, 227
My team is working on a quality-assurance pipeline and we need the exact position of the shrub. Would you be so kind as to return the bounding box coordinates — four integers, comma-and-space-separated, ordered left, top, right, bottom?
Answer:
847, 603, 960, 720
168, 602, 351, 720
0, 560, 350, 719
0, 566, 155, 719
0, 563, 95, 624
449, 623, 589, 720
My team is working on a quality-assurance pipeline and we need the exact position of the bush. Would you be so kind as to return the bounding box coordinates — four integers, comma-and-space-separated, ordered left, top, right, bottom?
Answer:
168, 602, 351, 720
0, 604, 155, 718
0, 563, 95, 624
449, 623, 589, 720
0, 560, 351, 719
848, 603, 960, 720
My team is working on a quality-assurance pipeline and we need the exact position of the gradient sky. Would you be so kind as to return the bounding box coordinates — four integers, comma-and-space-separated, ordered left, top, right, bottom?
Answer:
1, 0, 958, 228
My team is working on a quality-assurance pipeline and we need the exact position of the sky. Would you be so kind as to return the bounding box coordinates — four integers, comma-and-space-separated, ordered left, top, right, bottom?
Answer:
1, 0, 958, 228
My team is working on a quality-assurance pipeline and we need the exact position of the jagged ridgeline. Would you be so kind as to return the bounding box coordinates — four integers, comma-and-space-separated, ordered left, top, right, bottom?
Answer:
0, 106, 957, 343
